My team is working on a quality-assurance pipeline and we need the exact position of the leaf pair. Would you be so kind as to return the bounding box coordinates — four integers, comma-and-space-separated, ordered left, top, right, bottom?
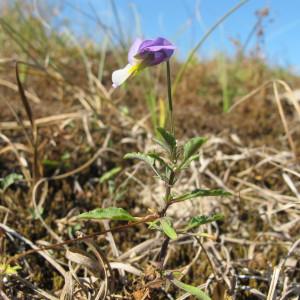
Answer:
156, 127, 207, 168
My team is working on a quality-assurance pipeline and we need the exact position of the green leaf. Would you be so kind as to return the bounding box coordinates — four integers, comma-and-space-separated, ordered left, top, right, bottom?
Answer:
170, 277, 211, 300
147, 219, 161, 230
78, 207, 136, 221
0, 173, 23, 191
185, 214, 224, 231
42, 159, 60, 167
124, 152, 171, 181
183, 137, 207, 163
99, 167, 121, 184
124, 152, 155, 165
160, 218, 177, 240
173, 189, 231, 202
157, 127, 176, 153
153, 137, 170, 152
179, 154, 199, 169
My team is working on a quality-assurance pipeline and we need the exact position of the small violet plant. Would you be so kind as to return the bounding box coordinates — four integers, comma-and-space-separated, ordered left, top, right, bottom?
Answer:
79, 37, 230, 299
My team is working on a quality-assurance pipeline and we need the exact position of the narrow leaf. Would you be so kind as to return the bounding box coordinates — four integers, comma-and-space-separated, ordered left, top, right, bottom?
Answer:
157, 127, 176, 153
170, 278, 211, 300
153, 138, 169, 152
160, 218, 177, 240
99, 167, 121, 184
173, 189, 231, 202
147, 153, 172, 171
124, 152, 171, 181
185, 214, 224, 231
183, 137, 206, 162
78, 207, 136, 221
179, 154, 199, 169
124, 152, 156, 170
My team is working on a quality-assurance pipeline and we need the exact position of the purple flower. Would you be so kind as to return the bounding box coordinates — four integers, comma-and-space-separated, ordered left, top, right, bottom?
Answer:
112, 37, 175, 88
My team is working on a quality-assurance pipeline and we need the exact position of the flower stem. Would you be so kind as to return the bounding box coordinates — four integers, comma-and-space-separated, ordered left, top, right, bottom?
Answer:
156, 61, 175, 272
166, 60, 174, 136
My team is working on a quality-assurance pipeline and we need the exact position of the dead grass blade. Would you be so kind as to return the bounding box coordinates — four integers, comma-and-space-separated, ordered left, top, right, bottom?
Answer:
0, 132, 31, 181
0, 78, 40, 103
0, 223, 66, 277
66, 248, 100, 274
230, 79, 300, 157
13, 275, 59, 300
0, 111, 91, 131
272, 81, 296, 158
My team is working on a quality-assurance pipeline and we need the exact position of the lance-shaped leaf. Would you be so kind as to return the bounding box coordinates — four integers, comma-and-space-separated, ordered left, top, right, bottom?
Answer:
99, 167, 121, 184
184, 214, 224, 231
169, 277, 211, 300
160, 218, 177, 240
157, 127, 176, 154
178, 154, 199, 170
183, 137, 206, 163
124, 152, 155, 166
78, 207, 136, 221
124, 152, 171, 181
173, 189, 231, 202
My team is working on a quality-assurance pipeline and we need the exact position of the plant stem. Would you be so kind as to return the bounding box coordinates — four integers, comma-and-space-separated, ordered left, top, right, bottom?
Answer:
156, 61, 176, 271
157, 236, 170, 270
166, 60, 174, 136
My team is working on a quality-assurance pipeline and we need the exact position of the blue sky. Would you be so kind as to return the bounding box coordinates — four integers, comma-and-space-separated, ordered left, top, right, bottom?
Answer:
54, 0, 300, 72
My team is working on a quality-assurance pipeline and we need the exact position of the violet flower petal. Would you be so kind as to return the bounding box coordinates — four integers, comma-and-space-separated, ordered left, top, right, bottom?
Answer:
135, 37, 175, 66
128, 38, 143, 64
